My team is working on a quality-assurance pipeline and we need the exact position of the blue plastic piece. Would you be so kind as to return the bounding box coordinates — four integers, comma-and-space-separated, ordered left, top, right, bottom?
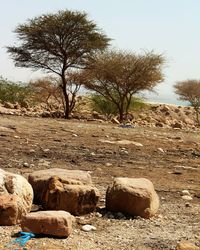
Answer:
13, 231, 35, 247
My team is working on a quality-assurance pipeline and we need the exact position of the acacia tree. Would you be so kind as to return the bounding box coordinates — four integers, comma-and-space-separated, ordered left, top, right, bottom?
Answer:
7, 10, 110, 118
83, 50, 165, 121
174, 80, 200, 125
29, 77, 63, 109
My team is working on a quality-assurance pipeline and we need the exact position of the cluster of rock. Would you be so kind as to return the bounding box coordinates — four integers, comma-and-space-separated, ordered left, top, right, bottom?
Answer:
0, 101, 198, 129
0, 168, 159, 238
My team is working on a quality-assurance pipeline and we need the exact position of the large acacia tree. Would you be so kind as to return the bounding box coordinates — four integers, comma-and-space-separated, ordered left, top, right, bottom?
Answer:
7, 10, 110, 118
174, 80, 200, 125
83, 50, 165, 121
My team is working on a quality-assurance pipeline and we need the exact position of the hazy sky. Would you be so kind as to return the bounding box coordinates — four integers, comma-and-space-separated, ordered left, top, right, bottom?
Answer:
0, 0, 199, 104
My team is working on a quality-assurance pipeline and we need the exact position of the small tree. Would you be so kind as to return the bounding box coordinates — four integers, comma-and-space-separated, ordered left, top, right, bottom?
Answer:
7, 10, 110, 118
83, 50, 165, 121
29, 77, 63, 108
174, 80, 200, 125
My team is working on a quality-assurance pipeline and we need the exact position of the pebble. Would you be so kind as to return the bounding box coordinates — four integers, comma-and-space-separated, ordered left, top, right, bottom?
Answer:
72, 133, 78, 137
181, 190, 190, 196
81, 225, 97, 232
105, 163, 112, 167
95, 212, 102, 218
23, 162, 29, 168
182, 195, 193, 201
43, 148, 50, 152
157, 148, 165, 153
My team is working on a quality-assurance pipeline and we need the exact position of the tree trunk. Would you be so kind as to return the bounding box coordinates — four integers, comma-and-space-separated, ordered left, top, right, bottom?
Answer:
118, 105, 124, 122
61, 75, 70, 119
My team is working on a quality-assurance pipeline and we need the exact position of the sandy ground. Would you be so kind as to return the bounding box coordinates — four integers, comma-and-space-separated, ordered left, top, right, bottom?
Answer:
0, 114, 199, 250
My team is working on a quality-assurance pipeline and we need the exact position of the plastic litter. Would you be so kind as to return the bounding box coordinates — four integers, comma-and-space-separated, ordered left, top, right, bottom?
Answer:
14, 232, 35, 246
6, 231, 35, 249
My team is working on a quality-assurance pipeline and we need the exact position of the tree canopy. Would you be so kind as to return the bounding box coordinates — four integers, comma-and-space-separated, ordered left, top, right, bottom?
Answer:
83, 50, 165, 121
174, 79, 200, 124
7, 10, 110, 118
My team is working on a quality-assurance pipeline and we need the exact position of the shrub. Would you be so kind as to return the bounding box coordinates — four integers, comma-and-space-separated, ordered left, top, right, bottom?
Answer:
0, 77, 31, 106
90, 94, 147, 118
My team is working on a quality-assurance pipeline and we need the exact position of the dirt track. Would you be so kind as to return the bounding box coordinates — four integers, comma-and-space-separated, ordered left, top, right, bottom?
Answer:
0, 114, 199, 249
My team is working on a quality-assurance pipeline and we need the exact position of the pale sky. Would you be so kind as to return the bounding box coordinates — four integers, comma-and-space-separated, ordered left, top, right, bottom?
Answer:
0, 0, 199, 104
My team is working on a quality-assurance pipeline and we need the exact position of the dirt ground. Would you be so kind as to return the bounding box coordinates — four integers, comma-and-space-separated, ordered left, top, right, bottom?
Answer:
0, 114, 199, 250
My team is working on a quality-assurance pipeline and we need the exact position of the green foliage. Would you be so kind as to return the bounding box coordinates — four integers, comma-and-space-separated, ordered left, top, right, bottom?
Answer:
129, 97, 149, 111
0, 77, 30, 106
90, 94, 118, 117
91, 94, 147, 117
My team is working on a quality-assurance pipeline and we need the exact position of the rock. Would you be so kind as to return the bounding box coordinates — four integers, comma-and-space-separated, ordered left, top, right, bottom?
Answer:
81, 224, 96, 232
182, 195, 193, 201
111, 117, 120, 124
105, 163, 112, 167
21, 211, 72, 237
29, 168, 92, 202
99, 139, 143, 147
4, 102, 14, 109
157, 148, 165, 153
172, 122, 182, 129
41, 111, 51, 118
0, 169, 33, 225
181, 190, 190, 196
0, 195, 18, 225
155, 122, 164, 127
29, 169, 99, 215
106, 178, 159, 218
23, 162, 30, 168
176, 241, 200, 250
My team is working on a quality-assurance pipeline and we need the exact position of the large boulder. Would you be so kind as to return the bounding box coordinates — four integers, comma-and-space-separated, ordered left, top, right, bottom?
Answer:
21, 210, 72, 237
106, 177, 159, 218
0, 169, 33, 225
28, 169, 99, 215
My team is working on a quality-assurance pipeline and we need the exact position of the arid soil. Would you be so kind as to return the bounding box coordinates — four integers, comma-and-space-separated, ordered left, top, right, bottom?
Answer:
0, 114, 199, 250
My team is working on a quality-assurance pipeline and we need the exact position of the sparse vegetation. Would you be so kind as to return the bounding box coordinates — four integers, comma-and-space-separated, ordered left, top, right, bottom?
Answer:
7, 10, 110, 118
174, 79, 200, 125
91, 94, 148, 118
83, 50, 165, 121
0, 77, 30, 106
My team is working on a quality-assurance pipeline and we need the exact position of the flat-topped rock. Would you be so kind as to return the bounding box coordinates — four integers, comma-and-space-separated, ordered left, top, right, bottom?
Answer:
29, 169, 99, 215
28, 168, 92, 203
21, 210, 72, 237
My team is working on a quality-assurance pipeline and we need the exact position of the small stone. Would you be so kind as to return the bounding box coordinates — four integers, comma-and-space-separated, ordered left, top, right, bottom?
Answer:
157, 148, 165, 153
176, 241, 200, 250
23, 162, 29, 168
182, 195, 193, 201
95, 212, 102, 218
90, 152, 96, 156
72, 133, 78, 137
105, 163, 112, 167
181, 190, 190, 196
81, 224, 96, 232
111, 117, 120, 124
43, 148, 50, 152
